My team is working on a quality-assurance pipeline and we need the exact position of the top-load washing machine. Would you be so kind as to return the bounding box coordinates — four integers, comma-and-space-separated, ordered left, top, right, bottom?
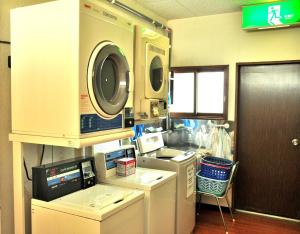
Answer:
32, 184, 145, 234
137, 132, 197, 234
10, 0, 134, 146
31, 157, 145, 234
93, 146, 177, 234
134, 25, 170, 122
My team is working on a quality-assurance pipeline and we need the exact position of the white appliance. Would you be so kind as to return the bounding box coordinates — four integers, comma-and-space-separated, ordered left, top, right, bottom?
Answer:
32, 184, 145, 234
10, 0, 135, 144
134, 25, 170, 122
94, 146, 176, 234
137, 132, 196, 234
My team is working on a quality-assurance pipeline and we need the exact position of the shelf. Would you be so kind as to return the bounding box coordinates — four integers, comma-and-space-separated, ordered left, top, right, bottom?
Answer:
9, 130, 134, 148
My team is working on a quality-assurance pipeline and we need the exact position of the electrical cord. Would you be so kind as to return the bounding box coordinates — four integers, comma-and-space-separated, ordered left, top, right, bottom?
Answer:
39, 144, 45, 165
24, 144, 45, 181
23, 159, 32, 181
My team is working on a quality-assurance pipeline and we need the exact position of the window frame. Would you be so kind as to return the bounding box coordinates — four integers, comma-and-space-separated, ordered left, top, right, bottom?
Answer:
170, 65, 229, 120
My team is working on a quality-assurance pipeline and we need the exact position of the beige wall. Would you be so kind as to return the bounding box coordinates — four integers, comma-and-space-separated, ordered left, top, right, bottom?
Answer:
168, 12, 300, 120
0, 0, 166, 234
1, 0, 53, 231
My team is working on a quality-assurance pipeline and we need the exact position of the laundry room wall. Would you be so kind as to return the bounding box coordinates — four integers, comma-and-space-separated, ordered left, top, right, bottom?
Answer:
168, 11, 300, 121
0, 1, 167, 234
167, 11, 300, 207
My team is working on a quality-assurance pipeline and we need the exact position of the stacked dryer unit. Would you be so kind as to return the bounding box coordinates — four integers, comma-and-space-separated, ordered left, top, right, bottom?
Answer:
134, 25, 170, 122
10, 0, 135, 144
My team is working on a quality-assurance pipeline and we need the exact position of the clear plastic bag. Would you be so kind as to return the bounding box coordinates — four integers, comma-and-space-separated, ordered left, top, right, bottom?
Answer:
206, 127, 232, 160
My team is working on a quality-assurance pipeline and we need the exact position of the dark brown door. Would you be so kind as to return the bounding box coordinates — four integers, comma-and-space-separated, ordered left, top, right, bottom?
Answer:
236, 63, 300, 219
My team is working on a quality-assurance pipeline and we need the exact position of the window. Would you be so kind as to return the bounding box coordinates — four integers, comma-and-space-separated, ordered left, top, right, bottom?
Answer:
169, 65, 228, 119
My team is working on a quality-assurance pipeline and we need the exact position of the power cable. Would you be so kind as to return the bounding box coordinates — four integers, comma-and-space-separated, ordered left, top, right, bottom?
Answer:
23, 159, 32, 181
39, 145, 45, 165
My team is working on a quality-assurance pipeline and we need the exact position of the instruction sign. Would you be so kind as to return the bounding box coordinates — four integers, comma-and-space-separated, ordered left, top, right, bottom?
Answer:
186, 164, 195, 198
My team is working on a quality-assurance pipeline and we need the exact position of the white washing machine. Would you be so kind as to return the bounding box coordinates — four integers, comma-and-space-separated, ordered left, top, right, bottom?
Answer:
134, 25, 170, 122
10, 0, 134, 144
32, 184, 145, 234
137, 133, 197, 234
93, 146, 176, 234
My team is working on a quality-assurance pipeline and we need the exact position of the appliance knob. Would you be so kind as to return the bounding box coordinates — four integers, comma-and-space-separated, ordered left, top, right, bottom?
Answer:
291, 138, 299, 146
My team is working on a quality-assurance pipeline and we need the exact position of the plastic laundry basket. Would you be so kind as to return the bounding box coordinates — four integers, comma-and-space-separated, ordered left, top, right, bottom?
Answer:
200, 156, 233, 180
196, 171, 228, 196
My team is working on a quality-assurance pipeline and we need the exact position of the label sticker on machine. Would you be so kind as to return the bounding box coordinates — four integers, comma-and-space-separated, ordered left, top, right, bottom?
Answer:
47, 169, 81, 187
186, 164, 195, 198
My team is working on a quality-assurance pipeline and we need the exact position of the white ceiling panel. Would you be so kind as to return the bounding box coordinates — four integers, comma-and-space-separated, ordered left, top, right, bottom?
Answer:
134, 0, 194, 19
177, 0, 241, 16
134, 0, 278, 20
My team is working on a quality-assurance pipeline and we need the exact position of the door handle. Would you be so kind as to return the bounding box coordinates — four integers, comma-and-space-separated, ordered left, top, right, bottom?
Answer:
291, 138, 299, 146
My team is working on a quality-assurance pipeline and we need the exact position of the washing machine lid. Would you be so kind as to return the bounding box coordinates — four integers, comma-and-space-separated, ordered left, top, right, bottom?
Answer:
142, 148, 195, 163
101, 167, 176, 191
157, 148, 196, 163
138, 133, 196, 162
32, 184, 144, 221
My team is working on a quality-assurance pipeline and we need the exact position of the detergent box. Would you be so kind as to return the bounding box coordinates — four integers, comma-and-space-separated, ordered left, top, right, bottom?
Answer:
116, 158, 136, 176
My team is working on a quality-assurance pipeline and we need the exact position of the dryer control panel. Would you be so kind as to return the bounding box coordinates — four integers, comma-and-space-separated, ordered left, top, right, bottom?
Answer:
139, 99, 168, 120
157, 100, 168, 118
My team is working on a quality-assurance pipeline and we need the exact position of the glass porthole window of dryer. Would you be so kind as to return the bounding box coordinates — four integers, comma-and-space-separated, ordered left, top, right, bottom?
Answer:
91, 44, 130, 116
99, 58, 117, 101
150, 56, 163, 91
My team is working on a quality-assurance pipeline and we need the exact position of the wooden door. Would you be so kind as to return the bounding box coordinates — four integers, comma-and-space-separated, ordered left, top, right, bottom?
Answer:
236, 62, 300, 219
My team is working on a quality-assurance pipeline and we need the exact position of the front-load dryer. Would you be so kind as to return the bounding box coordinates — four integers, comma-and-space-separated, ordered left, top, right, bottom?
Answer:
10, 0, 134, 146
134, 25, 170, 122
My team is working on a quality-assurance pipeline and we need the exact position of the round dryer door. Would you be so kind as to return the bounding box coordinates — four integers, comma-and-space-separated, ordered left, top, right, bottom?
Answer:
87, 42, 130, 119
149, 56, 163, 92
145, 43, 168, 99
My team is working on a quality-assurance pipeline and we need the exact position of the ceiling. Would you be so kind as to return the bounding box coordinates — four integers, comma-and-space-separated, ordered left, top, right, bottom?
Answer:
133, 0, 279, 20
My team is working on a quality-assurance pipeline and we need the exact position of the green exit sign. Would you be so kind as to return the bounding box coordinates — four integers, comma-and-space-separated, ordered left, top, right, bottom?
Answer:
242, 0, 300, 30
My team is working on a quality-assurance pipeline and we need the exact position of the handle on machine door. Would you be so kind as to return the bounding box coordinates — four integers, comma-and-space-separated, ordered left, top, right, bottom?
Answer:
114, 198, 124, 204
291, 138, 299, 146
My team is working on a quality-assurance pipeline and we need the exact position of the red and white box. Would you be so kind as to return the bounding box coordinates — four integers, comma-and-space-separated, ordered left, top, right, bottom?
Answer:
116, 158, 136, 176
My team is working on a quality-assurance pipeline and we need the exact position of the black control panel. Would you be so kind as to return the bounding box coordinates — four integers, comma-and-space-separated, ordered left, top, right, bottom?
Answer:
124, 107, 134, 128
32, 157, 96, 201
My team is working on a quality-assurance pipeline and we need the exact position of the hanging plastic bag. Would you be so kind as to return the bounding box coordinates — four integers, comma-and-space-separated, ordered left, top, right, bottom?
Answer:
206, 127, 232, 159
